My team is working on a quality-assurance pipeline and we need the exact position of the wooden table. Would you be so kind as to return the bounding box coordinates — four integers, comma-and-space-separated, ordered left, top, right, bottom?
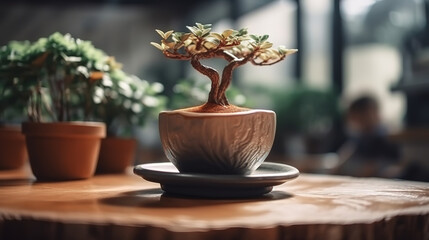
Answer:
0, 164, 428, 240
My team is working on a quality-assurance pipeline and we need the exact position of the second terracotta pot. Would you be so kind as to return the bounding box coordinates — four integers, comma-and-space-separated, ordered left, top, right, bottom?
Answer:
22, 122, 106, 181
96, 137, 137, 173
0, 125, 28, 170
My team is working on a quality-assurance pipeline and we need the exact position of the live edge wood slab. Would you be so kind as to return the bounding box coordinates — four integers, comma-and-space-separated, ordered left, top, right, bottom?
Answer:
0, 164, 428, 240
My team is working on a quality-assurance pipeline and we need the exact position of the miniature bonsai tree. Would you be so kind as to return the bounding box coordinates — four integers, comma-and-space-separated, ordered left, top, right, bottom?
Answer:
151, 23, 297, 112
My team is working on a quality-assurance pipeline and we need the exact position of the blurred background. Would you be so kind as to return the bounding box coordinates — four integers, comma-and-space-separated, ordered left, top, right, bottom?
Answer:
1, 0, 428, 181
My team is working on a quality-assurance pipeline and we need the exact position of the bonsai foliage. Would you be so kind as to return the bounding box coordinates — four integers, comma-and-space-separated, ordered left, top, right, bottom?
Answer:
151, 23, 297, 108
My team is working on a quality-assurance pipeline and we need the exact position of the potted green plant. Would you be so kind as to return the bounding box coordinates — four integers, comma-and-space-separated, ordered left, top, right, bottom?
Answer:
0, 41, 33, 170
5, 33, 109, 180
151, 23, 297, 174
93, 68, 166, 173
272, 85, 340, 155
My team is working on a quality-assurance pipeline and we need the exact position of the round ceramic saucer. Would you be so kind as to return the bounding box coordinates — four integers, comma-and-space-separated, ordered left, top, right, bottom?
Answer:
133, 162, 299, 198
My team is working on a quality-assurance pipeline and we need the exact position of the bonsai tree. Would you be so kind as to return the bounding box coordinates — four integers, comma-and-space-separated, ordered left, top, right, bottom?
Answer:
151, 23, 297, 112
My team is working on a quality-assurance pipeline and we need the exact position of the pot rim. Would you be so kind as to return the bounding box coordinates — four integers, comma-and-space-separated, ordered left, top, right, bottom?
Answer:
0, 125, 24, 138
22, 121, 106, 138
160, 109, 275, 117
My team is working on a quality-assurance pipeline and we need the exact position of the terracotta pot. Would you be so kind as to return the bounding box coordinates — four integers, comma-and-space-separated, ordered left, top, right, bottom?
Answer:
96, 137, 137, 173
159, 109, 276, 174
22, 122, 105, 181
0, 126, 28, 170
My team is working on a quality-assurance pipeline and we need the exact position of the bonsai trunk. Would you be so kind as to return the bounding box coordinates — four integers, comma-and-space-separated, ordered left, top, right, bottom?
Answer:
190, 55, 250, 107
191, 56, 219, 105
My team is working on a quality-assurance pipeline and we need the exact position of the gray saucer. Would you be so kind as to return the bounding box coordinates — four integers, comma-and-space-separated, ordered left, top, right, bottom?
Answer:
133, 162, 299, 198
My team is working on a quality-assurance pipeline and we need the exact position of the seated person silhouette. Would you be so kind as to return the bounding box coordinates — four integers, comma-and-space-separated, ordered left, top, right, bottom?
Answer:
335, 96, 399, 177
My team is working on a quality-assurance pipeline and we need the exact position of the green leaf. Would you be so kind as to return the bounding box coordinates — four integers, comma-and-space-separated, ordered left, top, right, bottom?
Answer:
171, 32, 183, 42
76, 65, 89, 78
201, 28, 211, 37
260, 35, 269, 42
238, 28, 248, 36
250, 35, 259, 42
195, 30, 203, 37
195, 23, 204, 29
186, 26, 199, 36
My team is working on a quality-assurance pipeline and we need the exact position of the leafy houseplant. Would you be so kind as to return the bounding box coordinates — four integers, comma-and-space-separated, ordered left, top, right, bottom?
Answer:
272, 85, 340, 155
151, 23, 297, 174
93, 68, 166, 173
0, 41, 33, 169
94, 68, 166, 138
1, 33, 111, 180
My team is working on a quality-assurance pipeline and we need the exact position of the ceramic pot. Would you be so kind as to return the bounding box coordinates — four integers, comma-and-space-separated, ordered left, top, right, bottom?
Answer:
159, 109, 276, 174
22, 122, 105, 181
96, 137, 137, 173
0, 126, 27, 170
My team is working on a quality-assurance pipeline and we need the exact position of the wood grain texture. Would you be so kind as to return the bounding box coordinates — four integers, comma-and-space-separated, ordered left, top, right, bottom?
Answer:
0, 166, 428, 240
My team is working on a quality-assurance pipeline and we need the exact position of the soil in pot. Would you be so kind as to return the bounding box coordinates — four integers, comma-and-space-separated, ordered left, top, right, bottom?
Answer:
0, 126, 28, 170
22, 122, 105, 181
96, 137, 137, 173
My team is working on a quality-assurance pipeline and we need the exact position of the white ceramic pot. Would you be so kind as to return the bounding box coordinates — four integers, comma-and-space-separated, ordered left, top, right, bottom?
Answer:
159, 109, 276, 175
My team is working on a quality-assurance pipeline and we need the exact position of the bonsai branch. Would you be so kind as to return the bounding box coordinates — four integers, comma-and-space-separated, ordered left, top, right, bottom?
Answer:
217, 57, 251, 105
163, 51, 191, 60
251, 55, 286, 66
191, 55, 220, 104
190, 50, 248, 105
